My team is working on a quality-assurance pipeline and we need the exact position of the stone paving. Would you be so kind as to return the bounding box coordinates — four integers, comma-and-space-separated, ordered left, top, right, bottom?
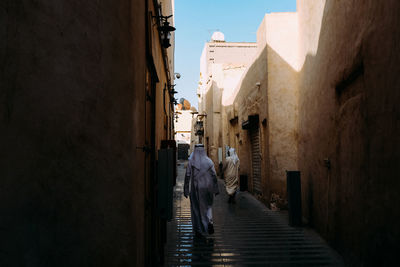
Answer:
165, 161, 344, 266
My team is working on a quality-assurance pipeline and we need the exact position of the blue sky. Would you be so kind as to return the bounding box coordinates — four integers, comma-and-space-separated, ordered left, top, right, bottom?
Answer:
173, 0, 297, 109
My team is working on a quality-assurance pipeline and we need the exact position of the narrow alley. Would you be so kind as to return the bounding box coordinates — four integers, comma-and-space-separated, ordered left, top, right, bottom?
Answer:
1, 0, 399, 266
165, 161, 344, 266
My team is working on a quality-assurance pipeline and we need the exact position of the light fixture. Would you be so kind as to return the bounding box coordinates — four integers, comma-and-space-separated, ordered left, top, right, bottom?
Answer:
168, 84, 178, 95
154, 14, 176, 48
194, 120, 204, 136
174, 73, 181, 79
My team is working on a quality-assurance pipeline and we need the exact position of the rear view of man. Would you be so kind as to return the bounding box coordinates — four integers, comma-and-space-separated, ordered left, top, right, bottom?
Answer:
184, 144, 219, 238
223, 148, 240, 203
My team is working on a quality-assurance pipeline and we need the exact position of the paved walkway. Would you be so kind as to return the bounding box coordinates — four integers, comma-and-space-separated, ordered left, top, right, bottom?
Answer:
165, 161, 344, 266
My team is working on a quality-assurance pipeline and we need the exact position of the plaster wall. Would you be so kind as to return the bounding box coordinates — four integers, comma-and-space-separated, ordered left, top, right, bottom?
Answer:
190, 116, 199, 152
297, 0, 400, 265
162, 0, 175, 83
198, 41, 257, 117
144, 3, 176, 263
208, 42, 257, 66
0, 0, 174, 266
175, 110, 192, 132
221, 65, 248, 106
224, 13, 298, 201
198, 40, 257, 171
200, 43, 257, 86
175, 110, 192, 144
204, 81, 220, 168
264, 13, 299, 198
204, 62, 252, 171
150, 0, 175, 149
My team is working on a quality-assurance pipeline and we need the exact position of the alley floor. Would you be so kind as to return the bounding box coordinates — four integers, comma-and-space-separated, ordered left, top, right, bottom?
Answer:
165, 161, 344, 266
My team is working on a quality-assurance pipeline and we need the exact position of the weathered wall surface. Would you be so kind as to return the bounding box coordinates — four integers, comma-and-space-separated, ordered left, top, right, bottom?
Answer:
153, 0, 176, 148
203, 59, 254, 171
198, 40, 257, 166
175, 110, 192, 133
225, 13, 298, 204
0, 1, 149, 266
265, 13, 299, 200
205, 81, 220, 169
227, 47, 267, 195
298, 0, 400, 265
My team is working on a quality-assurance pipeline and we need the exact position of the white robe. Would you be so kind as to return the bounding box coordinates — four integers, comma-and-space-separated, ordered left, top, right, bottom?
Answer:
223, 148, 240, 195
184, 147, 219, 235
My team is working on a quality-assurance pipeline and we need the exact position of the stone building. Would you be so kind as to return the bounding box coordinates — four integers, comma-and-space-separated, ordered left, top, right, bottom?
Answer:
223, 12, 299, 201
297, 1, 400, 265
198, 1, 400, 265
0, 0, 176, 266
175, 101, 196, 160
198, 32, 258, 172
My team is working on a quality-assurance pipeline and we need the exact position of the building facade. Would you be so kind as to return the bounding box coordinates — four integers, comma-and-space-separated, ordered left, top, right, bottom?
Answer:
175, 106, 196, 159
0, 0, 176, 266
222, 12, 299, 202
197, 32, 257, 172
297, 1, 400, 265
198, 1, 400, 265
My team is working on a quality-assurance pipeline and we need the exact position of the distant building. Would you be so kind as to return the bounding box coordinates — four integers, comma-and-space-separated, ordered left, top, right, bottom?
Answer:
175, 99, 196, 159
197, 32, 257, 171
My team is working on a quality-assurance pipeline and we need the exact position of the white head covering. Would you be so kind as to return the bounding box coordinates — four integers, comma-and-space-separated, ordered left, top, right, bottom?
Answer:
189, 145, 213, 170
229, 148, 239, 165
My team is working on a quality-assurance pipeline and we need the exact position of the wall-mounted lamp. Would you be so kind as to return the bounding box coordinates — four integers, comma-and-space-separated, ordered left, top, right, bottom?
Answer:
174, 73, 181, 79
194, 120, 204, 136
168, 84, 178, 95
154, 14, 176, 48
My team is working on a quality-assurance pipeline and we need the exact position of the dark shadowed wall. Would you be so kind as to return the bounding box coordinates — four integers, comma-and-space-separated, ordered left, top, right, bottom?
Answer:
298, 0, 400, 265
0, 1, 148, 266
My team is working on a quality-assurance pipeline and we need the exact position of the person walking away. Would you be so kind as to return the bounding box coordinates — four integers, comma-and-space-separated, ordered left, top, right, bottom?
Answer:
184, 144, 219, 238
223, 148, 240, 203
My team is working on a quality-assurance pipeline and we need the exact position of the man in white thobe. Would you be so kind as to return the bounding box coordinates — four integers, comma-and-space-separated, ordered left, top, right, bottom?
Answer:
184, 145, 219, 238
223, 148, 240, 203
